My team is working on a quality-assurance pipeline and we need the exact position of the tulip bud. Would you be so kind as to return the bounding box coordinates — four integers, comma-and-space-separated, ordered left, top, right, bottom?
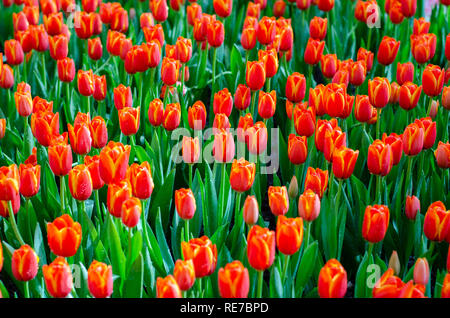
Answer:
246, 61, 266, 91
43, 257, 73, 298
68, 164, 93, 201
422, 64, 445, 97
11, 245, 39, 281
173, 259, 195, 291
332, 146, 359, 179
304, 38, 325, 65
288, 175, 298, 199
286, 72, 306, 103
304, 167, 328, 199
99, 141, 130, 185
218, 261, 250, 298
288, 134, 308, 165
57, 57, 75, 83
243, 195, 259, 225
388, 251, 401, 276
188, 101, 207, 130
88, 260, 113, 298
413, 258, 429, 286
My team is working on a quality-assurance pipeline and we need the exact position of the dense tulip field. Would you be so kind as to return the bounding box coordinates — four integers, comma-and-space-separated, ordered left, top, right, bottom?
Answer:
0, 0, 449, 300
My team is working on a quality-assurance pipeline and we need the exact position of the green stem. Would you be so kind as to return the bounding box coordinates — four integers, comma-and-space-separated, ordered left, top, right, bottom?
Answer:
367, 242, 374, 258
266, 77, 271, 92
376, 108, 381, 140
221, 163, 227, 222
250, 90, 258, 119
335, 179, 343, 214
24, 281, 30, 298
235, 192, 242, 218
185, 219, 189, 242
188, 164, 193, 189
257, 270, 264, 298
41, 52, 47, 92
426, 96, 433, 117
8, 200, 25, 246
60, 175, 65, 215
376, 175, 382, 204
282, 254, 290, 283
305, 221, 312, 248
95, 189, 101, 221
405, 156, 413, 196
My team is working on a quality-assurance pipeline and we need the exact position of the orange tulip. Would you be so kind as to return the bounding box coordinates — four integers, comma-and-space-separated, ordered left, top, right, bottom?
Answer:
0, 164, 20, 201
288, 134, 308, 165
4, 39, 24, 65
372, 268, 405, 298
304, 167, 328, 198
77, 69, 94, 97
422, 64, 445, 97
298, 188, 320, 221
57, 57, 75, 82
173, 259, 195, 291
368, 77, 391, 108
398, 82, 422, 111
256, 16, 276, 45
323, 128, 347, 162
13, 11, 29, 32
163, 102, 181, 131
99, 141, 130, 185
182, 236, 217, 278
48, 137, 73, 177
43, 257, 73, 298
320, 54, 338, 79
207, 19, 225, 48
187, 3, 202, 26
241, 27, 257, 51
247, 225, 275, 271
213, 88, 233, 116
229, 158, 256, 193
354, 95, 374, 123
213, 129, 235, 162
402, 122, 424, 156
309, 16, 327, 40
443, 87, 450, 110
362, 205, 390, 243
175, 188, 196, 220
148, 98, 164, 127
317, 0, 335, 11
68, 121, 92, 156
304, 38, 325, 65
188, 100, 207, 130
90, 116, 108, 149
413, 17, 430, 35
434, 141, 450, 169
258, 90, 276, 119
357, 47, 374, 71
156, 275, 181, 298
396, 62, 414, 85
84, 155, 104, 190
423, 201, 450, 242
107, 179, 132, 218
218, 261, 250, 298
0, 64, 14, 89
113, 84, 132, 110
68, 165, 93, 201
118, 106, 140, 136
246, 61, 266, 91
161, 57, 180, 87
367, 140, 393, 176
276, 215, 304, 255
246, 121, 267, 155
49, 35, 68, 60
318, 259, 347, 298
47, 214, 82, 257
87, 260, 113, 298
121, 197, 142, 228
377, 36, 400, 65
442, 274, 450, 298
332, 146, 359, 179
285, 72, 306, 103
268, 186, 289, 216
11, 244, 39, 282
411, 33, 436, 65
258, 49, 278, 78
234, 84, 251, 111
14, 89, 32, 117
0, 118, 5, 140
181, 136, 200, 165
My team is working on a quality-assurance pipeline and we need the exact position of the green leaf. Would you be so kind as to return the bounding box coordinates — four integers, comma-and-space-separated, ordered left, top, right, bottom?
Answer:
123, 253, 144, 298
155, 208, 174, 274
295, 241, 319, 297
106, 215, 126, 280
